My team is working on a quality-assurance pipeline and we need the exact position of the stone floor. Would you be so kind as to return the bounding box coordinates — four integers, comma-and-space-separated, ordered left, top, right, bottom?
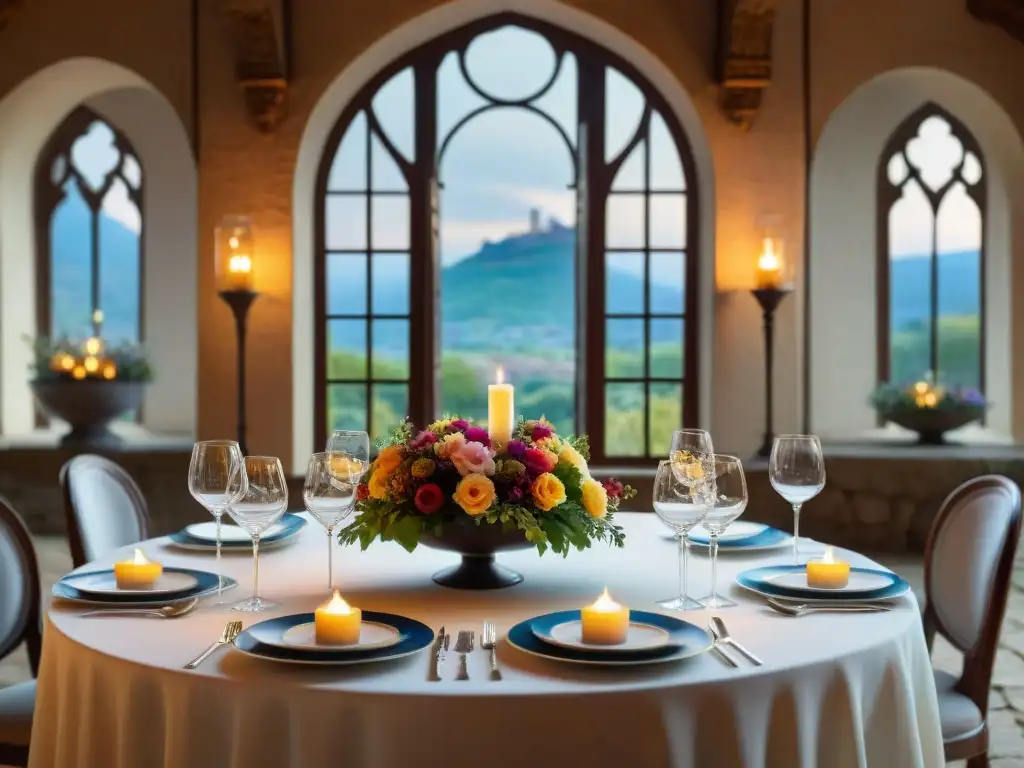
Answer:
4, 540, 1024, 765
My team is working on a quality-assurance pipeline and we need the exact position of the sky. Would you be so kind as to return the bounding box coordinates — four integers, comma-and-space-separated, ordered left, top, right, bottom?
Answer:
79, 26, 981, 264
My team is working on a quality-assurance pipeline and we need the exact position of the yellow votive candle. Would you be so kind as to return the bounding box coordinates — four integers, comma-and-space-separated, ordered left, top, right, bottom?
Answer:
755, 236, 783, 289
315, 590, 362, 645
580, 587, 630, 645
806, 546, 850, 589
113, 548, 163, 589
487, 366, 514, 448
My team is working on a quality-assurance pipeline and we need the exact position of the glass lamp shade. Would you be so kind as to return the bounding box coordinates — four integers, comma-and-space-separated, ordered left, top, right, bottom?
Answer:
215, 216, 256, 293
753, 233, 792, 291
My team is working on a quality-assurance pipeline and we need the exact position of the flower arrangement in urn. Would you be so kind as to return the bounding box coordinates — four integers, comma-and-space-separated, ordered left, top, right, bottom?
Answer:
27, 335, 153, 447
870, 375, 987, 444
339, 417, 634, 558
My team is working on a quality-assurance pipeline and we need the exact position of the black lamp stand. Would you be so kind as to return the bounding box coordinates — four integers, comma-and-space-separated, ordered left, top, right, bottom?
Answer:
752, 286, 793, 457
218, 289, 258, 456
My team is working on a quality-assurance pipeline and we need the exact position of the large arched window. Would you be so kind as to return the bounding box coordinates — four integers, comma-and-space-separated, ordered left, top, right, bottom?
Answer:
877, 104, 985, 391
35, 106, 143, 345
314, 14, 698, 463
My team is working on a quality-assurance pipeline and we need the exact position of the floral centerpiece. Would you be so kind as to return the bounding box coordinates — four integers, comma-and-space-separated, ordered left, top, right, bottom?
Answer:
339, 416, 634, 588
27, 335, 153, 447
870, 377, 987, 444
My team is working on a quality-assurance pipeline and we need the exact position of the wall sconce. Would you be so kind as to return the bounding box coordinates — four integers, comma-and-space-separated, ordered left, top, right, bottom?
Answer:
215, 216, 259, 455
751, 232, 794, 457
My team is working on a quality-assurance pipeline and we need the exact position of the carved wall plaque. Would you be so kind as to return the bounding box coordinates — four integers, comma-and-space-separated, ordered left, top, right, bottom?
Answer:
967, 0, 1024, 44
226, 2, 289, 133
717, 0, 778, 130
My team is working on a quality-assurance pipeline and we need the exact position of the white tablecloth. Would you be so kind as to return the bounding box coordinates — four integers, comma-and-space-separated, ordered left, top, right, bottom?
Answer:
29, 513, 943, 768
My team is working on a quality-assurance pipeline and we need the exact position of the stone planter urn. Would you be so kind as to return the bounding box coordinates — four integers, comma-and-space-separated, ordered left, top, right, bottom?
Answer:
31, 379, 146, 448
419, 518, 534, 589
879, 405, 986, 445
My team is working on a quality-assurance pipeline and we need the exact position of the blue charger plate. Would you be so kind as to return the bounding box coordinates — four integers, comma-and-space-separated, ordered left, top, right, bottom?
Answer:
168, 513, 307, 551
234, 611, 434, 666
508, 610, 712, 666
689, 523, 791, 551
736, 564, 910, 602
54, 567, 237, 606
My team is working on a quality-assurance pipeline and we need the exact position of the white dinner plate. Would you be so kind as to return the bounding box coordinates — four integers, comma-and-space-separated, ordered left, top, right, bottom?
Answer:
268, 621, 403, 652
535, 620, 673, 653
766, 570, 894, 593
185, 521, 286, 543
66, 571, 199, 596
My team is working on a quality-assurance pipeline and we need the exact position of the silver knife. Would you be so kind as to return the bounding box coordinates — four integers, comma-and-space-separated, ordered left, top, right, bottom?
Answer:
434, 627, 449, 680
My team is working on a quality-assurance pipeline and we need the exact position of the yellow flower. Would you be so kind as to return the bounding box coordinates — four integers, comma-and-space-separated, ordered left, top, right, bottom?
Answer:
531, 472, 566, 512
375, 445, 404, 477
582, 478, 608, 518
558, 442, 589, 477
453, 473, 496, 516
535, 435, 562, 453
368, 470, 390, 500
428, 418, 452, 432
411, 458, 435, 478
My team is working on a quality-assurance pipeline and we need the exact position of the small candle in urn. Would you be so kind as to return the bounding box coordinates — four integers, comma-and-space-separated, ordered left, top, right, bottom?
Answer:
755, 236, 784, 290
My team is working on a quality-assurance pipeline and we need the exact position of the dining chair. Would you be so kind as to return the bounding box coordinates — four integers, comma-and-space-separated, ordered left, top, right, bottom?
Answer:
0, 496, 42, 767
60, 454, 150, 567
922, 474, 1022, 768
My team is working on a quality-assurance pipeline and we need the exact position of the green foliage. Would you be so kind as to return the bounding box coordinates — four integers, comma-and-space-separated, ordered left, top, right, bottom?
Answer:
890, 314, 981, 389
26, 335, 153, 383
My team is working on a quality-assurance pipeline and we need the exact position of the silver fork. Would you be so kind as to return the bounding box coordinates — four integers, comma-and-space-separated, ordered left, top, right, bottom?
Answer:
454, 630, 474, 681
184, 621, 242, 669
766, 598, 894, 617
481, 621, 500, 680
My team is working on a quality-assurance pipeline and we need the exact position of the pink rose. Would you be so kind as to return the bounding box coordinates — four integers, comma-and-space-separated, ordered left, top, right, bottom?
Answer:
434, 432, 466, 460
452, 441, 496, 477
523, 447, 556, 475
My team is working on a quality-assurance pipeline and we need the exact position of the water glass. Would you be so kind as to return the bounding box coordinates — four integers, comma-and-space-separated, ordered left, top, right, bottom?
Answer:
326, 430, 371, 481
769, 434, 826, 563
187, 440, 247, 602
227, 456, 288, 612
653, 459, 712, 611
698, 455, 747, 609
304, 452, 359, 591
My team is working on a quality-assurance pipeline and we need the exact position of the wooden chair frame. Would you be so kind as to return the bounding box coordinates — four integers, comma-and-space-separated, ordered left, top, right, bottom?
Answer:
922, 475, 1022, 766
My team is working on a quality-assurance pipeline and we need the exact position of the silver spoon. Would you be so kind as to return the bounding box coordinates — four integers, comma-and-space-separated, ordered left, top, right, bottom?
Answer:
766, 598, 893, 617
710, 617, 763, 666
80, 598, 199, 619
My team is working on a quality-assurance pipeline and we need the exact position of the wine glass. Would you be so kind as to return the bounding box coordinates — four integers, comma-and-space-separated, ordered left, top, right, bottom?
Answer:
653, 459, 713, 611
769, 434, 826, 563
304, 452, 359, 591
187, 440, 247, 602
669, 429, 714, 482
326, 430, 371, 481
697, 455, 747, 609
227, 456, 288, 612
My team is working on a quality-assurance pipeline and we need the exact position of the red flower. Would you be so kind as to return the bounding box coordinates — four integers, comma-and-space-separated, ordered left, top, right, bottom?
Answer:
602, 478, 624, 499
356, 484, 370, 501
523, 448, 556, 475
414, 483, 444, 515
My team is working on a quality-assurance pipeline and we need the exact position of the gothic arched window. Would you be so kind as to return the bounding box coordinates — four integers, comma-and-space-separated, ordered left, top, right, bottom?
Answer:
315, 14, 699, 463
36, 106, 144, 345
878, 104, 985, 391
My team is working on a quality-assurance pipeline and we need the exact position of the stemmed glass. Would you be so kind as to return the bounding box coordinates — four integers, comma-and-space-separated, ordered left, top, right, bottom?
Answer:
187, 440, 247, 602
326, 430, 371, 480
304, 452, 359, 591
697, 455, 748, 609
227, 456, 288, 612
653, 459, 713, 611
669, 429, 714, 469
769, 434, 826, 563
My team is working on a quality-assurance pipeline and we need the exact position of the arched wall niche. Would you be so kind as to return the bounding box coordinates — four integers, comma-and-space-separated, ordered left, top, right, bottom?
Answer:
0, 57, 198, 438
809, 66, 1024, 441
290, 0, 716, 471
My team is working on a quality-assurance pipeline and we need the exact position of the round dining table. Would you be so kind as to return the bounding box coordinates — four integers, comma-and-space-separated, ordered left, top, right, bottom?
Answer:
28, 512, 943, 768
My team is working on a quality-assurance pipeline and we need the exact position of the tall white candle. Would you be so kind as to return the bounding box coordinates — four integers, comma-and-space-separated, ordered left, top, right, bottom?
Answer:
487, 366, 514, 449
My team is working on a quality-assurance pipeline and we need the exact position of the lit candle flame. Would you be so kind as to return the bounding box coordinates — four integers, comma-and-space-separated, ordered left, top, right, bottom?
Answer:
822, 546, 835, 564
132, 548, 150, 565
758, 237, 780, 272
84, 337, 102, 356
590, 587, 621, 613
323, 589, 353, 615
495, 365, 505, 385
229, 236, 240, 249
229, 254, 252, 274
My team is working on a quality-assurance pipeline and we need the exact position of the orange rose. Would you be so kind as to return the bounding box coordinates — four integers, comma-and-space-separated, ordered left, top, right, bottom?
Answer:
375, 445, 404, 477
531, 472, 566, 512
453, 473, 496, 516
